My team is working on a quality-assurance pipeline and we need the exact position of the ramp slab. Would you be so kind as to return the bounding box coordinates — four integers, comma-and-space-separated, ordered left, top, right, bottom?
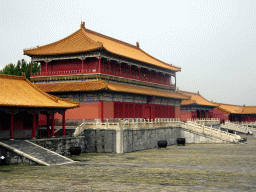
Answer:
0, 140, 73, 166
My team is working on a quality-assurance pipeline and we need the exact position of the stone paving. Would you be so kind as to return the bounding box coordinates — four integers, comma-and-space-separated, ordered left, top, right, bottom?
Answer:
0, 134, 255, 191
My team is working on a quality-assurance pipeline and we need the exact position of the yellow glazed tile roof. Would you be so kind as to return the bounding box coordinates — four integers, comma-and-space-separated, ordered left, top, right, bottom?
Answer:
35, 80, 190, 100
216, 103, 256, 114
0, 74, 79, 109
242, 106, 256, 114
24, 23, 180, 71
177, 90, 218, 107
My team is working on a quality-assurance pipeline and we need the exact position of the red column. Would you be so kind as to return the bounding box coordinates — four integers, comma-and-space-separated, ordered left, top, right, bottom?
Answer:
10, 112, 14, 140
36, 113, 39, 130
108, 60, 110, 74
82, 58, 84, 73
47, 114, 50, 137
119, 62, 121, 76
62, 111, 66, 136
30, 62, 33, 76
138, 67, 140, 79
129, 65, 132, 78
100, 100, 104, 123
149, 70, 151, 82
98, 57, 101, 73
51, 114, 55, 137
46, 61, 48, 75
32, 112, 36, 139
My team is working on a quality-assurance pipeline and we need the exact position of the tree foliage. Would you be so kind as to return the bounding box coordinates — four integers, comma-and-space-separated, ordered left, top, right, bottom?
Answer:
0, 59, 40, 80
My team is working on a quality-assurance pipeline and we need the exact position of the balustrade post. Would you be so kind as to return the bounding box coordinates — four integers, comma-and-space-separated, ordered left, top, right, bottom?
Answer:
106, 119, 109, 129
94, 119, 97, 129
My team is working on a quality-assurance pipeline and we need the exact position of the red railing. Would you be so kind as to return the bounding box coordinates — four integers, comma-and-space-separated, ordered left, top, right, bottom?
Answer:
32, 69, 175, 87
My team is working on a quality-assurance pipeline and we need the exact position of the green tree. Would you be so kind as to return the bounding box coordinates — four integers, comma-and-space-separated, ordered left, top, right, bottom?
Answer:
15, 60, 22, 76
0, 59, 40, 80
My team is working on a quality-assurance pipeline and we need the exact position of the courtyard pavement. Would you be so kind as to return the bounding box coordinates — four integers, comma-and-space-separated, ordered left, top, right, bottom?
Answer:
0, 134, 255, 191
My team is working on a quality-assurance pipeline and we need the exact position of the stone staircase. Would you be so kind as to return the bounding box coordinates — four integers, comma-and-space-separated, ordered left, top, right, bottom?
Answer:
181, 121, 242, 143
0, 140, 74, 166
221, 121, 255, 134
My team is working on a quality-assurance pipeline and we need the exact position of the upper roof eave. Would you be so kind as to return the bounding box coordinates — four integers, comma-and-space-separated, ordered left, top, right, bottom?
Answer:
0, 74, 79, 109
35, 80, 190, 100
24, 24, 181, 72
178, 90, 218, 107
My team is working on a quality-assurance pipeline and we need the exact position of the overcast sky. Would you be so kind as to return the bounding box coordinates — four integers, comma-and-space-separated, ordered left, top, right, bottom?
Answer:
1, 0, 256, 106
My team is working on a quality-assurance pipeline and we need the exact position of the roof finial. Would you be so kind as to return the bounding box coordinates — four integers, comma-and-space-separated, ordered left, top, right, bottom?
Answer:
136, 42, 140, 48
22, 72, 26, 79
81, 21, 85, 28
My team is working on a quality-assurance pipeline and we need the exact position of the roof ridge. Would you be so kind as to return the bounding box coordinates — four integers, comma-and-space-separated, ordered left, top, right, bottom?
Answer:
24, 78, 60, 103
50, 95, 80, 106
179, 90, 199, 95
80, 29, 103, 47
24, 28, 103, 55
0, 74, 24, 80
24, 29, 82, 53
83, 27, 180, 71
180, 90, 218, 107
215, 102, 243, 107
138, 48, 181, 71
83, 27, 140, 50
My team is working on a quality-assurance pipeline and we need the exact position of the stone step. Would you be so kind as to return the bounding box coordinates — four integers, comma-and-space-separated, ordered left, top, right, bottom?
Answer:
0, 140, 73, 166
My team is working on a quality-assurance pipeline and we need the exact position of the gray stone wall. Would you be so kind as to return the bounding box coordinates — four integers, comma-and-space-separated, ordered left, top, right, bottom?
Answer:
123, 127, 181, 153
0, 146, 37, 165
80, 126, 224, 153
82, 129, 116, 153
0, 125, 225, 166
30, 136, 86, 156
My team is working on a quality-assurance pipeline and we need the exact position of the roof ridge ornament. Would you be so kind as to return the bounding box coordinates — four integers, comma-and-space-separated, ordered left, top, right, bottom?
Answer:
81, 21, 85, 28
136, 42, 140, 48
22, 72, 26, 80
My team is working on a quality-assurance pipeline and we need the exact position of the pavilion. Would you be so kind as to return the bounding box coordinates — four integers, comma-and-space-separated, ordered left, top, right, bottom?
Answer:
0, 73, 79, 140
214, 103, 256, 122
24, 22, 189, 124
177, 90, 218, 121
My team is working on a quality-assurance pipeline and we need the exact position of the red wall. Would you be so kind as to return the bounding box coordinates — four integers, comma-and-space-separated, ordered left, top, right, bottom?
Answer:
103, 101, 114, 119
55, 102, 101, 120
113, 102, 176, 120
212, 108, 229, 121
39, 101, 179, 125
180, 111, 191, 121
41, 58, 98, 73
175, 106, 181, 119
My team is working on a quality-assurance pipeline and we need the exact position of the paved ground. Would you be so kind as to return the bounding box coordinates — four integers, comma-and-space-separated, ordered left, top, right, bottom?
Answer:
0, 134, 256, 191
